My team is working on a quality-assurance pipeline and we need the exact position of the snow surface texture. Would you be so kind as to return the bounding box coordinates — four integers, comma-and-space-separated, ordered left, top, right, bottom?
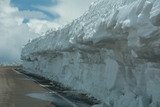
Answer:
21, 0, 160, 107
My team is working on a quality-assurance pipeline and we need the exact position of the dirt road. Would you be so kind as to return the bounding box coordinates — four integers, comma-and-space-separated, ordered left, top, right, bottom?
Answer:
0, 67, 55, 107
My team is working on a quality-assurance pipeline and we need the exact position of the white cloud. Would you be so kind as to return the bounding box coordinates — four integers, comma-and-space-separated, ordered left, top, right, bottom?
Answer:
27, 19, 61, 34
35, 0, 96, 25
18, 10, 48, 19
54, 0, 96, 22
0, 0, 39, 63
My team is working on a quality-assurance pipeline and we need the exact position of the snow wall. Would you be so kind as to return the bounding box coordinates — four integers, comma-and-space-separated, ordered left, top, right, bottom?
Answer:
21, 0, 160, 106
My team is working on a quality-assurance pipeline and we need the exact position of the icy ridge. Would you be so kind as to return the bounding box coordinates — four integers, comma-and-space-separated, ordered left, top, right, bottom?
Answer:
21, 0, 160, 107
21, 0, 160, 58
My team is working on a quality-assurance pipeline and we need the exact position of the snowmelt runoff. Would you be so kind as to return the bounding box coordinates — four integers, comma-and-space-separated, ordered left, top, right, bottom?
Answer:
21, 0, 160, 107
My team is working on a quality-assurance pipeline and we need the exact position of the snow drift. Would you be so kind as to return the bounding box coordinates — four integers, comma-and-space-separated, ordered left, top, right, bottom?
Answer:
21, 0, 160, 106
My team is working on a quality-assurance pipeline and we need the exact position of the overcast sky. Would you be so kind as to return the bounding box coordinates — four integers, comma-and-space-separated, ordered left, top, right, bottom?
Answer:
0, 0, 95, 64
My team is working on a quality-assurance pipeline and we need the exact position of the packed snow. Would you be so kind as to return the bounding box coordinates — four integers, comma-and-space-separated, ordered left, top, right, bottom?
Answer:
21, 0, 160, 107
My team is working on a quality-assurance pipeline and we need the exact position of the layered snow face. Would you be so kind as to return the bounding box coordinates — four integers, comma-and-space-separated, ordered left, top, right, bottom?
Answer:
21, 0, 160, 107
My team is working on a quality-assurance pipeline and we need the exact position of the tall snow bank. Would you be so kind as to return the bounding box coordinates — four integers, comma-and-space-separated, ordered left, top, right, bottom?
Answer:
21, 0, 160, 107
